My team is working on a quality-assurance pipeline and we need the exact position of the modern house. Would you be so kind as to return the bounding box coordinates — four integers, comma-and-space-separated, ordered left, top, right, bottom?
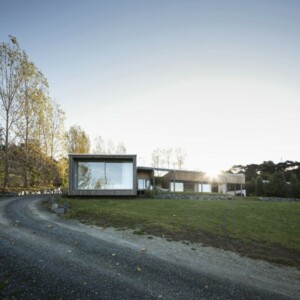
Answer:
161, 169, 211, 192
218, 173, 246, 196
68, 154, 137, 196
68, 154, 245, 196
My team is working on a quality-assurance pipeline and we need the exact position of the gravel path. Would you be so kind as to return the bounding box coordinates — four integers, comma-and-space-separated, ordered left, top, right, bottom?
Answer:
0, 196, 299, 299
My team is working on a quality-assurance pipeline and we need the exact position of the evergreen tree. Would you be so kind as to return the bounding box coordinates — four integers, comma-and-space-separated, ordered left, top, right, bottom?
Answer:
265, 172, 288, 197
290, 174, 300, 198
255, 176, 264, 196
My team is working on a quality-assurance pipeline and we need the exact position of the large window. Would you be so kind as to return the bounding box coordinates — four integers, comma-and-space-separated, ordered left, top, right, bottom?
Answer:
198, 183, 212, 193
169, 182, 184, 192
77, 162, 133, 190
138, 179, 150, 190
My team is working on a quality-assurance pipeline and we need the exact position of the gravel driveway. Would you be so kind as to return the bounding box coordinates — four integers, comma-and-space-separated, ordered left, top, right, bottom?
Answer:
0, 195, 299, 299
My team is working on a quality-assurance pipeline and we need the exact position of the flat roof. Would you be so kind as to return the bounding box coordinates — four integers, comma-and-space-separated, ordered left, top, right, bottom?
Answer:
137, 166, 205, 174
69, 154, 136, 159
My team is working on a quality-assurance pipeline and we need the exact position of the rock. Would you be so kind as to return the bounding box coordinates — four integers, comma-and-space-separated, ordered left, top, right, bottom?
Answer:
62, 203, 70, 211
51, 203, 59, 212
53, 207, 65, 214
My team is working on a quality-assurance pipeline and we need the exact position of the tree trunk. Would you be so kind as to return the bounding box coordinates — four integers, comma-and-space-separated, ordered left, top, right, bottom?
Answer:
3, 111, 9, 188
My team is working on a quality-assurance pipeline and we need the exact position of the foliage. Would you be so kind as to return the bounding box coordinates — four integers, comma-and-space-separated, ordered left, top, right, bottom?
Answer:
228, 161, 300, 198
4, 142, 63, 187
264, 172, 288, 197
66, 125, 90, 154
0, 36, 67, 188
290, 174, 300, 198
0, 36, 23, 187
255, 176, 264, 196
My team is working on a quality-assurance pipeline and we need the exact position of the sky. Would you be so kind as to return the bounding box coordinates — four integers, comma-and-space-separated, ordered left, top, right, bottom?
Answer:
1, 0, 300, 176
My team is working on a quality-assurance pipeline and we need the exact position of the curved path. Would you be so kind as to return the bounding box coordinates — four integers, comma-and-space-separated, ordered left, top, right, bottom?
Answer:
0, 196, 299, 299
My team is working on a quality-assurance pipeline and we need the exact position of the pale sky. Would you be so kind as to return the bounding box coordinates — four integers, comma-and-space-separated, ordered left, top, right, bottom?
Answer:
1, 0, 299, 176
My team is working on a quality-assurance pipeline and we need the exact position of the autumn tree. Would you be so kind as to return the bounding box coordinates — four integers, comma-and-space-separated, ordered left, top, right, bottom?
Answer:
66, 125, 90, 153
0, 36, 23, 187
47, 100, 66, 159
16, 53, 49, 187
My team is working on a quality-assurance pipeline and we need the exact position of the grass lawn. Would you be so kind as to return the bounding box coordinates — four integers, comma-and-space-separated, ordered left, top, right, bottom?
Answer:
58, 197, 300, 267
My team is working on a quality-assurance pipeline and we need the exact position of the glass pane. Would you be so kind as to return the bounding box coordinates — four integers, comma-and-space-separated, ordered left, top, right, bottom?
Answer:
77, 162, 105, 189
170, 182, 184, 192
138, 179, 145, 189
77, 161, 133, 190
106, 163, 122, 189
106, 162, 133, 190
198, 183, 212, 193
202, 184, 212, 193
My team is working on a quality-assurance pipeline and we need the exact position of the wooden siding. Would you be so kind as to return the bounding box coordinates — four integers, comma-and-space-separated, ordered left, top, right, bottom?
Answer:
218, 174, 245, 184
162, 170, 207, 182
137, 169, 154, 180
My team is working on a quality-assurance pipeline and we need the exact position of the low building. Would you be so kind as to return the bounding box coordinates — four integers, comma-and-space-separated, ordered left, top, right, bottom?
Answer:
161, 169, 210, 192
218, 173, 246, 196
137, 167, 154, 192
68, 154, 246, 197
68, 154, 137, 196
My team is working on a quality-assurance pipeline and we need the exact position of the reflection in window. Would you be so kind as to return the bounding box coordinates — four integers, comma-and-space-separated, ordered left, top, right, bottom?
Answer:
169, 182, 184, 192
106, 163, 133, 189
138, 179, 150, 190
77, 162, 133, 190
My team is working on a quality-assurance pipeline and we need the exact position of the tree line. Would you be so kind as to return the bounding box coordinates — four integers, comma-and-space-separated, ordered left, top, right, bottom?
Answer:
227, 161, 300, 198
0, 36, 66, 189
151, 147, 187, 170
0, 36, 128, 190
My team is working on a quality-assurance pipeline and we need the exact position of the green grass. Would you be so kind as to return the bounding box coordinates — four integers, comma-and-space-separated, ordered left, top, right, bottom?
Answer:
57, 197, 300, 267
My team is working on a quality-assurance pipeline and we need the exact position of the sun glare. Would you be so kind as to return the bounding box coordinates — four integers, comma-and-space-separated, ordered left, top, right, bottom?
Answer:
205, 170, 220, 181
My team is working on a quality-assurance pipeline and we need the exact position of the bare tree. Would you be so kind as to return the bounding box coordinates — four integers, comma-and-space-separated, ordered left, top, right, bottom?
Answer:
115, 141, 126, 154
93, 137, 127, 155
93, 136, 106, 154
151, 148, 164, 168
163, 148, 173, 168
175, 147, 187, 170
106, 138, 115, 154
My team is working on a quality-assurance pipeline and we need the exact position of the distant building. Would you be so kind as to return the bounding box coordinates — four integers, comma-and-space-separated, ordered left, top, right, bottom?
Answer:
218, 173, 246, 196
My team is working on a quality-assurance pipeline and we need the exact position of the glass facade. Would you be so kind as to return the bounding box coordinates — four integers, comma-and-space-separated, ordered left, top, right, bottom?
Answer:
198, 183, 212, 193
138, 179, 150, 190
169, 182, 184, 192
77, 161, 133, 190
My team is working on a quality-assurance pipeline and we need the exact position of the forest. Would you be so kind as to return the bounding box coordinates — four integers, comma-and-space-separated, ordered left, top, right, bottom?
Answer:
227, 160, 300, 198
